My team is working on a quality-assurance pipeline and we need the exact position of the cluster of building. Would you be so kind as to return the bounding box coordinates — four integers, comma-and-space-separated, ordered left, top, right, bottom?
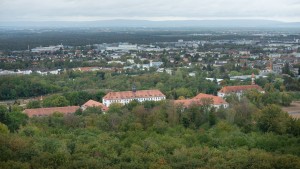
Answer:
174, 93, 228, 109
1, 33, 300, 79
23, 82, 264, 117
0, 69, 62, 76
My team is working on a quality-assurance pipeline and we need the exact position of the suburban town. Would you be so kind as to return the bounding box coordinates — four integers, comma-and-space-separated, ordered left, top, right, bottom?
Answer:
1, 35, 300, 77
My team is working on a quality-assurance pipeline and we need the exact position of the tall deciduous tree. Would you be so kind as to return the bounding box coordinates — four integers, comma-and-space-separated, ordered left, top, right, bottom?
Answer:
6, 111, 28, 132
43, 95, 70, 107
0, 122, 9, 134
257, 104, 290, 134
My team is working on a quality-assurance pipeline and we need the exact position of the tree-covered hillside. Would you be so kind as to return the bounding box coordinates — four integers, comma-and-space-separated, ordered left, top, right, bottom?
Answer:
0, 99, 300, 168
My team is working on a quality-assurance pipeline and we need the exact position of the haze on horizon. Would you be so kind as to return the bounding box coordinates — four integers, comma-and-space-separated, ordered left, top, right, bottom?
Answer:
0, 0, 300, 23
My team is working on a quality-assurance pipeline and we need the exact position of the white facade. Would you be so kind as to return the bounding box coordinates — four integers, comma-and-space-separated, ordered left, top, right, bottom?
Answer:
103, 90, 166, 107
103, 96, 165, 107
217, 91, 243, 98
239, 51, 250, 55
218, 89, 265, 99
106, 44, 138, 51
31, 45, 63, 53
150, 61, 163, 68
213, 103, 229, 109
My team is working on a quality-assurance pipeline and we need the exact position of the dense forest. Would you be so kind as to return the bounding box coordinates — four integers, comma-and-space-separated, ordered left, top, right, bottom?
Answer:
0, 69, 300, 168
0, 99, 300, 168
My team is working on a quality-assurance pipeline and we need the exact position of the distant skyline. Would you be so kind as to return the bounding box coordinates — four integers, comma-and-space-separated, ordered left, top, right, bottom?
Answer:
1, 0, 300, 22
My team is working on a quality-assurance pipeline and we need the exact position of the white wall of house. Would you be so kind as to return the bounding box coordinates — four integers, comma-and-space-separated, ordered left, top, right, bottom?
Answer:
214, 103, 229, 109
218, 90, 264, 99
218, 91, 243, 99
217, 92, 225, 98
103, 96, 165, 107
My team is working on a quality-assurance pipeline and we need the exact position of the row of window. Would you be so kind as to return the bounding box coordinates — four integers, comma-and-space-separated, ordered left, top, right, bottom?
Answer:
105, 97, 165, 105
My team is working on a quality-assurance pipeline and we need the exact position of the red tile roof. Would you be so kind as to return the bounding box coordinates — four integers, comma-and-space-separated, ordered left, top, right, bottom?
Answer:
193, 93, 227, 105
219, 85, 263, 93
174, 93, 227, 107
24, 106, 80, 117
174, 99, 200, 107
82, 100, 108, 111
73, 67, 99, 72
103, 90, 165, 100
79, 67, 92, 72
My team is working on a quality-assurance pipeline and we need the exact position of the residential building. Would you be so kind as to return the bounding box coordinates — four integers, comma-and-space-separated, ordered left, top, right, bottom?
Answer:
127, 59, 135, 64
239, 51, 250, 55
150, 61, 164, 68
272, 63, 283, 74
31, 45, 63, 53
73, 67, 100, 72
229, 74, 267, 81
106, 43, 137, 51
205, 78, 223, 85
217, 85, 264, 98
108, 61, 125, 65
81, 100, 109, 112
103, 89, 166, 107
174, 93, 228, 109
189, 72, 196, 77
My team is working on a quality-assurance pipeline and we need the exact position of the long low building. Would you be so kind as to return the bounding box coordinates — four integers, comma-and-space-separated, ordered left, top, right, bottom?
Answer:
174, 93, 228, 109
24, 106, 80, 117
103, 89, 166, 107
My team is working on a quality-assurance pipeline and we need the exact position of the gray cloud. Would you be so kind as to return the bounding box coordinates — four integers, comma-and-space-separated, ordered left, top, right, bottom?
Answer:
0, 0, 300, 22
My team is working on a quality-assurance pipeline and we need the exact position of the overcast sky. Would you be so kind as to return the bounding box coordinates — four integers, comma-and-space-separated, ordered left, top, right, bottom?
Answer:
1, 0, 300, 22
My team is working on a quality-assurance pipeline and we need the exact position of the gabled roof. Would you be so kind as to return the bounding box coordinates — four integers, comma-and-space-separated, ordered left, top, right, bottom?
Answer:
193, 93, 227, 105
82, 100, 108, 111
73, 67, 99, 72
174, 93, 227, 107
219, 85, 263, 93
174, 99, 200, 107
24, 106, 80, 117
103, 90, 165, 100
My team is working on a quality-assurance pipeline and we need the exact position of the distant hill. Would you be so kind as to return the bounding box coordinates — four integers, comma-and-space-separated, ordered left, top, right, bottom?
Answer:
1, 19, 300, 28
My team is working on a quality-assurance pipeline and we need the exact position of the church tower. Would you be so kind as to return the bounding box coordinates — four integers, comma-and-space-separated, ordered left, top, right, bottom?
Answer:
251, 73, 255, 85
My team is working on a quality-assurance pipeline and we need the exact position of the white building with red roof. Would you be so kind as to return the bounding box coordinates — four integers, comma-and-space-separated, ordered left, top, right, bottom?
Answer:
81, 100, 109, 112
102, 89, 166, 107
174, 93, 228, 109
217, 85, 264, 98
